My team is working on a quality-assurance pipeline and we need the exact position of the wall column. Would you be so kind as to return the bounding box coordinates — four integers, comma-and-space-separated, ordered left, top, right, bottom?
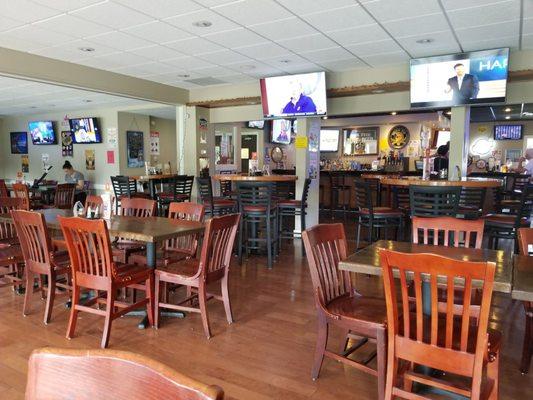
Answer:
449, 106, 470, 179
295, 117, 320, 232
183, 106, 210, 201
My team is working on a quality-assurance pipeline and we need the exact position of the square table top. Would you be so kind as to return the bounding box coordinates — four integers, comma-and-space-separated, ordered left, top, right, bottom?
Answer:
511, 255, 533, 302
0, 209, 204, 243
339, 240, 513, 294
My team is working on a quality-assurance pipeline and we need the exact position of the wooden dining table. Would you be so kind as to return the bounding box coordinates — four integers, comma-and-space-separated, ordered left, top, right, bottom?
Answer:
512, 255, 533, 302
0, 208, 205, 328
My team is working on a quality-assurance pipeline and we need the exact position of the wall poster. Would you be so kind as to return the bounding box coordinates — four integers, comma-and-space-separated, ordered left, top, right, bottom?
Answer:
10, 132, 28, 154
127, 131, 144, 168
150, 131, 160, 155
21, 155, 29, 173
85, 149, 95, 170
61, 131, 74, 157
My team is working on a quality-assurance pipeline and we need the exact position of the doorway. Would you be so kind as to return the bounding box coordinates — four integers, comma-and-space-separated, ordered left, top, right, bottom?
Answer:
241, 134, 257, 172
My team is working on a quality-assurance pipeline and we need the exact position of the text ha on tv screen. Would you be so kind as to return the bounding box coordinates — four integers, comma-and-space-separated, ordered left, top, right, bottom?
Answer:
410, 48, 509, 108
260, 71, 327, 119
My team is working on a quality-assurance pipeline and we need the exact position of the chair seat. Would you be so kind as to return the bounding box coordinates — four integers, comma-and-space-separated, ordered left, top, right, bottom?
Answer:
458, 205, 479, 211
156, 259, 200, 280
242, 205, 271, 212
360, 207, 403, 216
157, 193, 189, 201
114, 263, 153, 283
0, 237, 19, 246
326, 294, 387, 325
50, 251, 71, 273
483, 214, 529, 226
128, 249, 189, 267
278, 199, 302, 207
204, 199, 236, 208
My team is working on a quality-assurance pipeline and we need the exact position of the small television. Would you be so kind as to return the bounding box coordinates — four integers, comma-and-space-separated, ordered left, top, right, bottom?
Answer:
69, 117, 102, 143
271, 119, 292, 145
260, 71, 327, 119
320, 129, 339, 152
247, 120, 264, 129
28, 121, 56, 145
410, 48, 509, 108
494, 124, 522, 140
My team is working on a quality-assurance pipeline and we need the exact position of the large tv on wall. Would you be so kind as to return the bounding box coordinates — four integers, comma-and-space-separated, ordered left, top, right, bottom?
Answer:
494, 125, 522, 140
271, 119, 292, 145
69, 117, 102, 143
410, 48, 509, 108
28, 121, 56, 145
260, 71, 327, 119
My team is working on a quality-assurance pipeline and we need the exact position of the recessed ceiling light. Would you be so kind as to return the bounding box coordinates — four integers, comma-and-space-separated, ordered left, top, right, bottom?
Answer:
504, 107, 511, 112
505, 115, 511, 120
177, 74, 190, 78
192, 20, 212, 28
30, 106, 37, 109
83, 99, 92, 103
416, 38, 434, 44
78, 47, 95, 52
239, 65, 256, 71
280, 60, 291, 64
446, 111, 452, 115
322, 116, 328, 120
371, 89, 385, 94
390, 111, 397, 115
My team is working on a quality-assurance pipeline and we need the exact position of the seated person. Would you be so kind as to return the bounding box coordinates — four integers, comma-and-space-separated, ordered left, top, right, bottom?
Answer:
63, 161, 84, 190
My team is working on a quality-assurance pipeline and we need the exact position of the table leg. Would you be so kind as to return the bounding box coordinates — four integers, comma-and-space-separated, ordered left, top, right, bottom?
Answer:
149, 180, 156, 199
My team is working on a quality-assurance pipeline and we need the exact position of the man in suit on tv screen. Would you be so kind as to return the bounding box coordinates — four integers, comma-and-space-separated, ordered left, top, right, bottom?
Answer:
445, 63, 479, 104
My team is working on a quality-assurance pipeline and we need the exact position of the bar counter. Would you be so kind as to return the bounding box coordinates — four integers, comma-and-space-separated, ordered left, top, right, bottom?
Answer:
213, 175, 297, 182
377, 176, 502, 188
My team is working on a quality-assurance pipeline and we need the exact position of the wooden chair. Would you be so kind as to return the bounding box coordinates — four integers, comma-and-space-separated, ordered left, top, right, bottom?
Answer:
50, 183, 76, 209
197, 177, 236, 217
380, 250, 500, 399
517, 227, 533, 374
0, 197, 24, 290
110, 175, 149, 213
0, 197, 24, 245
0, 179, 8, 197
409, 185, 461, 217
112, 197, 157, 264
59, 216, 155, 348
154, 213, 240, 339
11, 210, 71, 324
130, 202, 205, 267
26, 347, 223, 400
302, 224, 387, 400
458, 187, 487, 219
156, 175, 194, 215
12, 183, 34, 210
412, 216, 484, 249
85, 194, 103, 216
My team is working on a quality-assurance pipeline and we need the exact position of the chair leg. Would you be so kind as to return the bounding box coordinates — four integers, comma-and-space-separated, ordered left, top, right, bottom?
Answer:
312, 315, 328, 380
43, 273, 56, 325
238, 216, 243, 265
221, 274, 234, 324
38, 275, 46, 300
487, 353, 500, 400
356, 219, 362, 250
145, 274, 154, 328
521, 304, 532, 374
66, 284, 80, 339
266, 216, 272, 269
340, 328, 350, 353
198, 284, 211, 339
368, 220, 374, 246
154, 275, 161, 329
101, 290, 114, 348
23, 271, 33, 317
376, 326, 387, 400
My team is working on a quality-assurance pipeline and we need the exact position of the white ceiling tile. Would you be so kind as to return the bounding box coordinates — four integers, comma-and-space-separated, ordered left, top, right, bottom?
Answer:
165, 9, 239, 35
194, 0, 239, 7
128, 45, 186, 61
165, 37, 224, 55
300, 47, 355, 63
198, 49, 251, 65
213, 0, 292, 26
225, 60, 283, 75
30, 45, 87, 62
33, 14, 113, 38
521, 34, 533, 50
212, 73, 255, 84
441, 0, 515, 11
0, 33, 46, 52
447, 1, 520, 29
326, 24, 390, 46
54, 39, 119, 56
121, 61, 179, 74
163, 56, 215, 69
6, 25, 74, 47
1, 0, 61, 23
276, 0, 355, 15
360, 51, 410, 67
279, 62, 324, 74
0, 15, 26, 31
262, 53, 311, 68
385, 13, 451, 38
523, 18, 533, 36
397, 30, 460, 56
235, 42, 288, 59
461, 35, 518, 52
319, 58, 365, 72
277, 33, 337, 53
363, 0, 442, 21
71, 1, 154, 29
87, 31, 154, 51
32, 0, 110, 12
112, 0, 203, 18
193, 65, 238, 77
301, 5, 374, 32
122, 21, 192, 44
82, 51, 151, 69
409, 44, 462, 58
112, 63, 159, 77
203, 28, 267, 48
455, 21, 519, 43
345, 39, 403, 56
248, 17, 318, 41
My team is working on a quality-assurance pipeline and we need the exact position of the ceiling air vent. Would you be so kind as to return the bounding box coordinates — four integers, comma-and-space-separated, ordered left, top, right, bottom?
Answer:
184, 77, 226, 86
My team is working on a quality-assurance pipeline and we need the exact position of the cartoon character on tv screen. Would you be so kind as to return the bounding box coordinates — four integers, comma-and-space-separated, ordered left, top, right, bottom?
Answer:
445, 63, 479, 103
282, 80, 317, 114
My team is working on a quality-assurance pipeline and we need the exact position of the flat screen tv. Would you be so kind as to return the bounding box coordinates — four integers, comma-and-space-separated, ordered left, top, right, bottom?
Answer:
260, 71, 327, 119
69, 117, 102, 143
320, 129, 339, 152
410, 48, 509, 108
271, 119, 292, 145
494, 124, 522, 140
28, 121, 56, 145
247, 120, 264, 129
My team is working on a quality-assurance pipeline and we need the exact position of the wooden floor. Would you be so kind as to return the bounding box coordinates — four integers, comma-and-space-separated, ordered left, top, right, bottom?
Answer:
0, 216, 532, 399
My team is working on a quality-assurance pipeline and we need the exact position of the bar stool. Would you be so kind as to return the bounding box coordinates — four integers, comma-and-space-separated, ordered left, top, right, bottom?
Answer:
155, 175, 194, 216
409, 185, 461, 217
363, 177, 381, 206
505, 174, 531, 200
354, 179, 403, 250
236, 181, 278, 269
196, 177, 236, 217
329, 172, 350, 220
110, 176, 149, 214
457, 186, 487, 219
278, 178, 311, 251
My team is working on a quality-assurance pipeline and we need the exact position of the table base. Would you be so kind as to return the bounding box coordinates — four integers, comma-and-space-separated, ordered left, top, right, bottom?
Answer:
125, 310, 186, 329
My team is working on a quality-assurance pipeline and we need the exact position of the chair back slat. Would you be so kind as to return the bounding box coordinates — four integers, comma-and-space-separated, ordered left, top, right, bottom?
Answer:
198, 214, 239, 277
354, 179, 372, 211
120, 197, 156, 217
12, 183, 31, 210
85, 195, 103, 215
166, 202, 205, 256
409, 185, 461, 217
196, 177, 214, 210
0, 179, 8, 197
174, 175, 194, 201
517, 184, 533, 223
301, 178, 311, 205
302, 224, 351, 306
54, 183, 76, 209
412, 216, 484, 249
11, 210, 53, 273
518, 227, 533, 255
513, 174, 531, 192
111, 176, 138, 199
380, 250, 495, 377
0, 197, 23, 240
459, 186, 486, 215
236, 182, 274, 211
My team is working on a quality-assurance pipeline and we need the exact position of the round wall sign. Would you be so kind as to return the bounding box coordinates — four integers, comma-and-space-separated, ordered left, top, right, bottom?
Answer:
388, 125, 410, 149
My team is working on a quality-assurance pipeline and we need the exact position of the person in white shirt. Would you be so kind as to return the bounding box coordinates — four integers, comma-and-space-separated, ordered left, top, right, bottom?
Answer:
517, 148, 533, 176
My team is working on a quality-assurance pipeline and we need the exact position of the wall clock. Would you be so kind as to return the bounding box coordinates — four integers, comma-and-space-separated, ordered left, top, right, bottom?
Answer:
388, 125, 410, 149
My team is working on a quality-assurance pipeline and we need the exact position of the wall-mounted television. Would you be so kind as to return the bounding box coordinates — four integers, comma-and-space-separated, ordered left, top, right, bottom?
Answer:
260, 71, 327, 119
494, 124, 522, 140
28, 121, 56, 145
320, 129, 339, 152
247, 120, 264, 129
69, 117, 102, 143
271, 119, 292, 144
410, 48, 509, 108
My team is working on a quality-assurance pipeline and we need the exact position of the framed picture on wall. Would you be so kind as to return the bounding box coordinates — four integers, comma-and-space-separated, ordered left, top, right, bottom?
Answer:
342, 127, 379, 156
127, 130, 144, 168
10, 132, 28, 154
505, 149, 522, 163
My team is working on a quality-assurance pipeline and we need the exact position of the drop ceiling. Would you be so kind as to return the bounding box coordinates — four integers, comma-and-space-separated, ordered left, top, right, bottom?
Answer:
0, 0, 528, 91
470, 103, 533, 122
